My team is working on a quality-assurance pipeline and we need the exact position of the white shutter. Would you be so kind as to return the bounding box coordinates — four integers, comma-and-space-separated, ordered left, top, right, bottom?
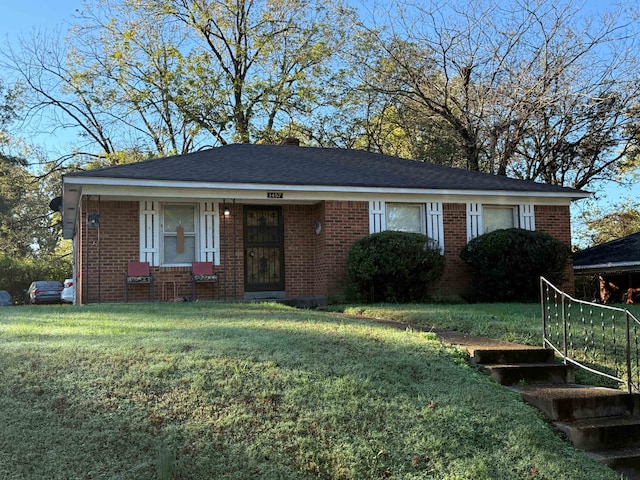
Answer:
369, 201, 386, 233
519, 203, 535, 231
467, 203, 482, 242
199, 201, 220, 264
426, 202, 444, 251
139, 200, 159, 266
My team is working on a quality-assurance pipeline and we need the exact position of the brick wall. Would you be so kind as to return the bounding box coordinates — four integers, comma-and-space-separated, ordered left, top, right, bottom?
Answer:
317, 201, 369, 301
75, 197, 576, 303
434, 203, 472, 299
78, 199, 237, 303
431, 203, 576, 298
283, 204, 315, 297
218, 202, 244, 300
534, 204, 575, 294
79, 198, 140, 303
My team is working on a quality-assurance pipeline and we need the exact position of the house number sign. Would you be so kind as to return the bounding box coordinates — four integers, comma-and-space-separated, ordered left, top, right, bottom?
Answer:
267, 192, 283, 199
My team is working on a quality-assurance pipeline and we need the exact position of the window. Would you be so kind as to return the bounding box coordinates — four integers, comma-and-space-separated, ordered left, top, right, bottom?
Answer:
162, 204, 197, 265
467, 203, 536, 241
140, 200, 220, 267
482, 206, 517, 234
386, 203, 425, 234
369, 201, 444, 250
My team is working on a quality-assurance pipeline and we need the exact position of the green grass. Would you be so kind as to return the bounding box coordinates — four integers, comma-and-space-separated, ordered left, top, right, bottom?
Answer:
338, 302, 640, 346
337, 302, 640, 389
0, 302, 623, 479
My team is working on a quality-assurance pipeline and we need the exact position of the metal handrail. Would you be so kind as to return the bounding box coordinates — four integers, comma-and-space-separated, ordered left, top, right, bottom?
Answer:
540, 276, 640, 394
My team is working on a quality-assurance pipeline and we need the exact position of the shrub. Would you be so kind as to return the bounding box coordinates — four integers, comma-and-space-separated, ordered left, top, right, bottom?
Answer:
460, 228, 570, 302
346, 230, 445, 303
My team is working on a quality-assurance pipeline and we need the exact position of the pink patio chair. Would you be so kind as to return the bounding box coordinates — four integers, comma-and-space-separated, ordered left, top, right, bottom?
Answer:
192, 262, 218, 300
125, 261, 154, 302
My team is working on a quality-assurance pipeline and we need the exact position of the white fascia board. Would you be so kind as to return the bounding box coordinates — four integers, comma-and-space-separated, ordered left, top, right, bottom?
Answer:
62, 184, 82, 239
64, 176, 590, 203
574, 261, 640, 271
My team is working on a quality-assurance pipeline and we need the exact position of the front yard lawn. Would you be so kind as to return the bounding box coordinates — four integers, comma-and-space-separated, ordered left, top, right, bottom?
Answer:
0, 302, 621, 479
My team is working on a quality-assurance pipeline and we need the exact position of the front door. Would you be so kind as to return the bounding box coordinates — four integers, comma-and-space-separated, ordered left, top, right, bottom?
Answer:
244, 206, 285, 293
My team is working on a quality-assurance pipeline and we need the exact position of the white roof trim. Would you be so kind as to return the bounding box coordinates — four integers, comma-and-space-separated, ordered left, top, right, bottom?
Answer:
63, 176, 590, 199
574, 261, 640, 271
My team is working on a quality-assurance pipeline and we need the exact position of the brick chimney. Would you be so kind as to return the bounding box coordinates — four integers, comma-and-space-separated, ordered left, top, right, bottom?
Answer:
280, 137, 300, 146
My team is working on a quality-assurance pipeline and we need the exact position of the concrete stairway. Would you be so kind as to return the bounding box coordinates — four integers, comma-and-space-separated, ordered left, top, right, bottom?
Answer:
441, 332, 640, 479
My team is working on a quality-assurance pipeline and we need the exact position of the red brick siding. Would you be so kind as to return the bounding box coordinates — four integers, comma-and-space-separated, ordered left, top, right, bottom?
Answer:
283, 205, 315, 297
434, 203, 472, 298
218, 202, 243, 300
534, 204, 575, 294
432, 203, 576, 298
79, 198, 139, 303
318, 201, 369, 301
75, 198, 575, 303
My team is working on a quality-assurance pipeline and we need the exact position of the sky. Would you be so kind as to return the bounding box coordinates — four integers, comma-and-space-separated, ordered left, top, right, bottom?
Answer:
3, 0, 83, 36
1, 0, 637, 243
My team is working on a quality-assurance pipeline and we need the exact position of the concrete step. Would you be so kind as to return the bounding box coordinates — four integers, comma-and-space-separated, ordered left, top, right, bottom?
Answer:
472, 347, 554, 365
479, 362, 574, 386
516, 384, 640, 421
554, 415, 640, 451
587, 447, 640, 480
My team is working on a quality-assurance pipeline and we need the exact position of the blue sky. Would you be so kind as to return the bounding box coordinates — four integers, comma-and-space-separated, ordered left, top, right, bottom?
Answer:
3, 0, 83, 37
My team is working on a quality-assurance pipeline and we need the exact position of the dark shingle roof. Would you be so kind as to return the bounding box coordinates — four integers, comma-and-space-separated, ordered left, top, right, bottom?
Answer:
66, 144, 584, 195
574, 232, 640, 269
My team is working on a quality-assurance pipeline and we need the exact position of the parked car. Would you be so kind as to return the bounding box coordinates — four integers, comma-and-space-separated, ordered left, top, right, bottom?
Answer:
0, 290, 12, 306
61, 278, 75, 303
26, 281, 64, 305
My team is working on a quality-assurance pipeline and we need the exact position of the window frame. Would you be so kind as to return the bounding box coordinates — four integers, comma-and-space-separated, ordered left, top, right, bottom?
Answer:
160, 203, 199, 266
385, 202, 426, 234
482, 205, 518, 234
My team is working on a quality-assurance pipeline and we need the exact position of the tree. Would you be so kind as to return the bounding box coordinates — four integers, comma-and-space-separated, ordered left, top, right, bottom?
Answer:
578, 199, 640, 246
0, 78, 67, 260
1, 0, 352, 164
352, 0, 640, 188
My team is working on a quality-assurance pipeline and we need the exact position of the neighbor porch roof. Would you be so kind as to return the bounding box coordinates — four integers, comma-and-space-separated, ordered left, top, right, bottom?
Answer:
574, 232, 640, 274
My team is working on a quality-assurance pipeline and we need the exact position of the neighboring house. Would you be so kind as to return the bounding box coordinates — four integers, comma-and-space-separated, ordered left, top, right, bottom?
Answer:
574, 232, 640, 303
61, 140, 588, 305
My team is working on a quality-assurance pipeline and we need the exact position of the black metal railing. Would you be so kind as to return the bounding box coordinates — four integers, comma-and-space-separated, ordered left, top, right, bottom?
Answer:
541, 276, 640, 394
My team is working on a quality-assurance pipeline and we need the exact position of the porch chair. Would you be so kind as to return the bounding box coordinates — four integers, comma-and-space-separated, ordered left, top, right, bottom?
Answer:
192, 262, 218, 300
125, 261, 154, 302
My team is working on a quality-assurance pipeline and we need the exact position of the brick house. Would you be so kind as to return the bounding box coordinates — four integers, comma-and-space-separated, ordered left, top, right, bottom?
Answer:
61, 141, 588, 304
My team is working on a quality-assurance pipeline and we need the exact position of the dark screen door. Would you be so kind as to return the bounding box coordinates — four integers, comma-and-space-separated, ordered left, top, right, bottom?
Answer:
244, 206, 284, 292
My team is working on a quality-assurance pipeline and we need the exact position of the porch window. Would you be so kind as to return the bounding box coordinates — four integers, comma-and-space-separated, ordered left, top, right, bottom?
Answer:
139, 200, 220, 267
386, 203, 424, 234
162, 204, 197, 265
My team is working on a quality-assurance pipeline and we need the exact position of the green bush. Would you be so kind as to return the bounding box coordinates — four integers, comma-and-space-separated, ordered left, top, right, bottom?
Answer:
346, 230, 445, 303
460, 228, 570, 302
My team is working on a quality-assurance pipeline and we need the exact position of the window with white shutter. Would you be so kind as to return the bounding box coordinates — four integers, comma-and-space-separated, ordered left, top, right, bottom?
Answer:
199, 201, 220, 264
369, 201, 386, 233
140, 200, 220, 267
369, 201, 445, 250
139, 200, 159, 266
519, 203, 536, 231
466, 203, 482, 241
426, 202, 444, 251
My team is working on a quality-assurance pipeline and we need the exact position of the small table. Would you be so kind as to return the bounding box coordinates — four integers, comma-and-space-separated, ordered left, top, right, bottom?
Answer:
162, 281, 177, 302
